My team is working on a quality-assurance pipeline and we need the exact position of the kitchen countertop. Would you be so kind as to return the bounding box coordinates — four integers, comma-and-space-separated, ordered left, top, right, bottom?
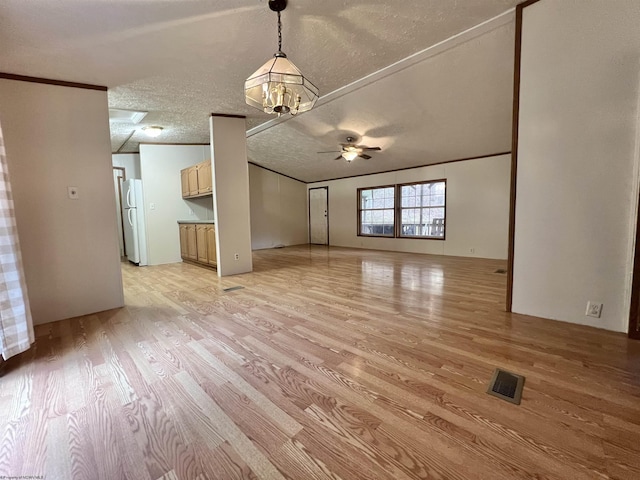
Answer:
177, 220, 215, 224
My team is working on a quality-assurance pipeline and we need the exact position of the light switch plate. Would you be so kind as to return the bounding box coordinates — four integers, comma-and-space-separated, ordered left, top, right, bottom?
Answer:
67, 186, 79, 199
150, 203, 156, 210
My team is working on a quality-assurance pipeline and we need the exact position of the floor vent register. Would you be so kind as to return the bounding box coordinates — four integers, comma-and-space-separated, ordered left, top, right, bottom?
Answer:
487, 368, 525, 405
223, 286, 245, 293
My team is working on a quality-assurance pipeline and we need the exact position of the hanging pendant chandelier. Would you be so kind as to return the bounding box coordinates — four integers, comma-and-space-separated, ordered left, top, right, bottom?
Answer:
244, 0, 319, 117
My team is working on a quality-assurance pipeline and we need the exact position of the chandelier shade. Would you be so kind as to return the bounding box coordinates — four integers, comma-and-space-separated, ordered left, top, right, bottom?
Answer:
244, 52, 318, 115
245, 53, 319, 116
244, 0, 318, 116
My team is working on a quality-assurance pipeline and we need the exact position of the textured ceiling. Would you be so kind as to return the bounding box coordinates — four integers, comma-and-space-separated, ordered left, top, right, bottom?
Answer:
0, 0, 521, 181
249, 20, 515, 182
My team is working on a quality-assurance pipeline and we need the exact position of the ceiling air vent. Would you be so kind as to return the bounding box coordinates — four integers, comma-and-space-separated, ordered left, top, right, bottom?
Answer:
109, 108, 148, 124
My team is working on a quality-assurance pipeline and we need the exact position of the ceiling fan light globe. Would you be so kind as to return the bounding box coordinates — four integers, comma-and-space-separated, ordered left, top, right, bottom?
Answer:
342, 151, 358, 162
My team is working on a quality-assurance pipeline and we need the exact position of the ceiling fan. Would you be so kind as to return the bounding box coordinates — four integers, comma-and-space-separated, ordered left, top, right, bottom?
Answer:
318, 136, 382, 162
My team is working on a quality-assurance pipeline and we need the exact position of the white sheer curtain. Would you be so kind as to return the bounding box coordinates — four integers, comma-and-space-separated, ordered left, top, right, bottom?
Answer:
0, 120, 34, 360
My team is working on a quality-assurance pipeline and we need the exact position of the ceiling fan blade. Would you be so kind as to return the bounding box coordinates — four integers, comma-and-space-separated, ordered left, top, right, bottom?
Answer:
359, 154, 372, 160
317, 151, 341, 154
334, 155, 343, 161
361, 147, 381, 151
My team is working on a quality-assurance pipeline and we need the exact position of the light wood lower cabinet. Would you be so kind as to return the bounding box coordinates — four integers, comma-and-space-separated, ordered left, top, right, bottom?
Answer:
206, 225, 217, 266
179, 223, 216, 268
196, 225, 208, 263
179, 224, 188, 258
186, 224, 197, 260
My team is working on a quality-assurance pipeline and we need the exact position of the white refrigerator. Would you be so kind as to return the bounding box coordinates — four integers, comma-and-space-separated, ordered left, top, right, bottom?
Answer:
123, 179, 148, 266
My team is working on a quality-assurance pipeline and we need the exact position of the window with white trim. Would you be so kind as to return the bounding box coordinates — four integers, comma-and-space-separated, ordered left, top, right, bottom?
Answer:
358, 186, 395, 237
356, 180, 446, 239
398, 180, 446, 238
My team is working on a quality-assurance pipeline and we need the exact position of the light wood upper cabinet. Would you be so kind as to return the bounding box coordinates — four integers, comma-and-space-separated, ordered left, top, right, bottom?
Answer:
180, 160, 213, 199
206, 225, 217, 266
196, 224, 208, 263
188, 166, 199, 196
186, 224, 197, 260
197, 161, 212, 194
179, 224, 189, 259
181, 169, 189, 198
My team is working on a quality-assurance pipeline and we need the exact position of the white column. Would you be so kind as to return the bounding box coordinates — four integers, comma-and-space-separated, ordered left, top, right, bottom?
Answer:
210, 114, 253, 276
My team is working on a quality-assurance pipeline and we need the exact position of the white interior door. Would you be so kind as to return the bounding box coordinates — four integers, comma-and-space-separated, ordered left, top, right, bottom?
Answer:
309, 187, 328, 245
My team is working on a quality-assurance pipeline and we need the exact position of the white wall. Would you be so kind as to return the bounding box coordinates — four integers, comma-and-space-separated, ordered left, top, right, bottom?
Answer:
139, 144, 212, 265
112, 153, 141, 179
308, 154, 510, 259
0, 79, 124, 325
512, 0, 640, 332
249, 164, 308, 250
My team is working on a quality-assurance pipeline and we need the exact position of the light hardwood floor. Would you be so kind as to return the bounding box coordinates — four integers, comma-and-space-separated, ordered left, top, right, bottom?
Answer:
1, 245, 640, 479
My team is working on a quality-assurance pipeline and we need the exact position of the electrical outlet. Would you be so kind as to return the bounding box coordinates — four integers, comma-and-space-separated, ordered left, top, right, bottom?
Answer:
234, 253, 239, 261
585, 301, 603, 318
189, 209, 194, 216
469, 248, 475, 254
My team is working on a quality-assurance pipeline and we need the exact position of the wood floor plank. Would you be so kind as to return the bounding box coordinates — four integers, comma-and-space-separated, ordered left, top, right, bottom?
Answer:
175, 371, 287, 480
46, 415, 72, 479
203, 381, 290, 456
60, 318, 86, 413
1, 246, 639, 479
154, 376, 226, 450
193, 440, 258, 480
272, 439, 345, 480
187, 340, 303, 437
18, 408, 48, 478
67, 407, 100, 480
122, 387, 200, 480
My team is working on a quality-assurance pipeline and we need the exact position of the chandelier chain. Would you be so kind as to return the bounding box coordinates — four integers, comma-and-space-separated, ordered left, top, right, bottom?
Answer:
277, 10, 282, 53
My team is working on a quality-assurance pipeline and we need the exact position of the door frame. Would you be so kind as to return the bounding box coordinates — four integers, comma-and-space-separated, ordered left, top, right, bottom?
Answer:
628, 98, 640, 339
308, 186, 329, 245
113, 167, 127, 256
628, 196, 640, 339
